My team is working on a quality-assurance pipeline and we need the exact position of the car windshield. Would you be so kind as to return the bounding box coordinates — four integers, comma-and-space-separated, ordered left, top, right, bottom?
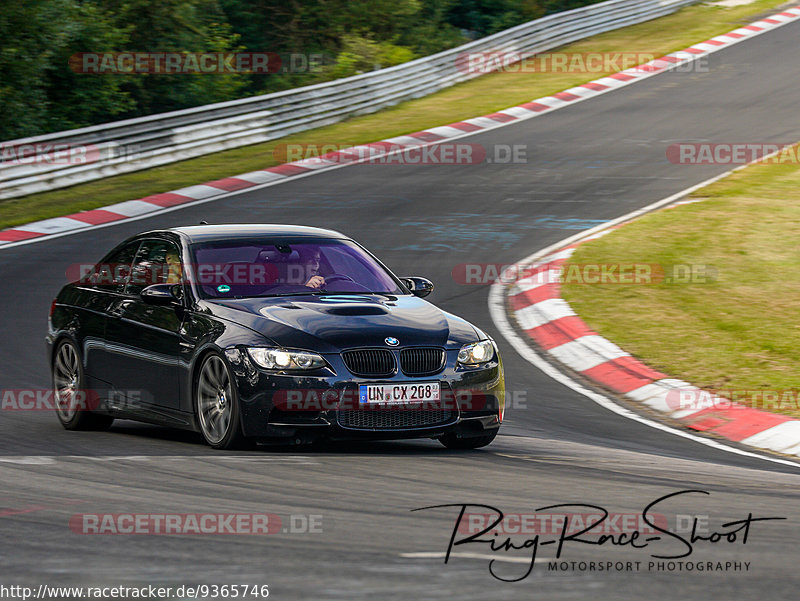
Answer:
190, 238, 404, 298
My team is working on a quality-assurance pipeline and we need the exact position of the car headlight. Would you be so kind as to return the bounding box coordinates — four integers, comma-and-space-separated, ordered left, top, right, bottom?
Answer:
247, 347, 326, 370
457, 340, 495, 365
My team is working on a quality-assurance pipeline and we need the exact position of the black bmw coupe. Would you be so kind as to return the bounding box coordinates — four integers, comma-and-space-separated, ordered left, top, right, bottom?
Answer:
47, 224, 505, 449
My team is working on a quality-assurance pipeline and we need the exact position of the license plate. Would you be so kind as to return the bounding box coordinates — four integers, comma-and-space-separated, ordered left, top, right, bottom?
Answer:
359, 382, 440, 405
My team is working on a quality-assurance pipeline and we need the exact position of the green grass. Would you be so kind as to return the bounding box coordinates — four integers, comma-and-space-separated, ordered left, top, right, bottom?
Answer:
1, 0, 790, 230
561, 144, 800, 418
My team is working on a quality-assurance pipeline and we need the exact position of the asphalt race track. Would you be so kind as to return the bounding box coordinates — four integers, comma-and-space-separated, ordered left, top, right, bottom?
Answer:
2, 15, 800, 601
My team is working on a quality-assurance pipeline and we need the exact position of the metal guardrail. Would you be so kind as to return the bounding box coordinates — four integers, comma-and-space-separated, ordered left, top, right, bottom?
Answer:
0, 0, 696, 200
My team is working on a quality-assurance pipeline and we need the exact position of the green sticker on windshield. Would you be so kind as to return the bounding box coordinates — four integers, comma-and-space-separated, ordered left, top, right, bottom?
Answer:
217, 284, 231, 293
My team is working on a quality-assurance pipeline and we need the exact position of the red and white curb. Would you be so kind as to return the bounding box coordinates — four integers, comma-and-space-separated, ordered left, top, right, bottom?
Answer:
2, 6, 800, 249
502, 213, 800, 461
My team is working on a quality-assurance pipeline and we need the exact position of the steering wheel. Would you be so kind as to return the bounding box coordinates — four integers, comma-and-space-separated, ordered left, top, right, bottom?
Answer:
323, 273, 356, 284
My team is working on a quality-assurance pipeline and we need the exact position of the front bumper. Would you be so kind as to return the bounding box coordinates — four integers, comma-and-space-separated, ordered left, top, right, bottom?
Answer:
225, 346, 505, 442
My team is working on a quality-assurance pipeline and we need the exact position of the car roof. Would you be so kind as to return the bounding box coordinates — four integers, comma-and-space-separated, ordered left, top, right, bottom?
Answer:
153, 224, 348, 243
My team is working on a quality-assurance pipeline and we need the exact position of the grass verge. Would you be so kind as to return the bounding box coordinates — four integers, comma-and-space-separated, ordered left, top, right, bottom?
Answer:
561, 143, 800, 418
0, 0, 791, 230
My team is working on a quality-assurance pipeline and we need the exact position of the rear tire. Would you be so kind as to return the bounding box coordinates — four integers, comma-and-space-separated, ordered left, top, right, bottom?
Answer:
439, 430, 497, 450
52, 340, 114, 431
195, 353, 246, 449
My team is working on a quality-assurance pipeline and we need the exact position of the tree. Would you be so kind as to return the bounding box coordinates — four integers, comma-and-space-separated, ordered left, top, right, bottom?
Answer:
45, 1, 134, 132
0, 0, 129, 139
101, 0, 247, 116
0, 0, 602, 139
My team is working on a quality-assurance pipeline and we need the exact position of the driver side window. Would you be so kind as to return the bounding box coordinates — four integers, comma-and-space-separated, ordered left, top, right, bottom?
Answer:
125, 239, 183, 297
90, 241, 141, 294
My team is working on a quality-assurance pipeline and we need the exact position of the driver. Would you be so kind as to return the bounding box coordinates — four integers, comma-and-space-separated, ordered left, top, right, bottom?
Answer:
164, 248, 183, 285
299, 248, 324, 289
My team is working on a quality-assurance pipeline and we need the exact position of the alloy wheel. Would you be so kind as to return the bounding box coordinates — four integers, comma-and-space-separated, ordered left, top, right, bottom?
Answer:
197, 355, 234, 445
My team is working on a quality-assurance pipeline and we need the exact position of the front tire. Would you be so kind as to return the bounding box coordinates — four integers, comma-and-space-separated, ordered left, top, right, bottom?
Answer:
439, 430, 497, 450
195, 353, 246, 449
52, 340, 113, 431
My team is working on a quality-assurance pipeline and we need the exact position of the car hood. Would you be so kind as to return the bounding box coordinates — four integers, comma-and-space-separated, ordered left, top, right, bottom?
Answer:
202, 294, 480, 353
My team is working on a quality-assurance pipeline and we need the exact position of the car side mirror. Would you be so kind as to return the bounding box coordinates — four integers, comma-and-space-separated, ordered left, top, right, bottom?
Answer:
402, 276, 434, 298
141, 283, 183, 306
